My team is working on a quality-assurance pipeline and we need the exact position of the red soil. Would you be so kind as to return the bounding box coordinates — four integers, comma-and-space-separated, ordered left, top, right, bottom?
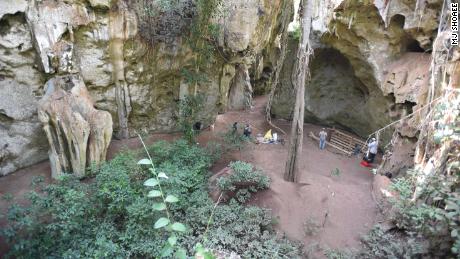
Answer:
0, 96, 380, 257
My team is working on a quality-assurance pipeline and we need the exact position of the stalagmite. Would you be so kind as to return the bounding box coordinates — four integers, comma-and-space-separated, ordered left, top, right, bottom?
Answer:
38, 75, 113, 179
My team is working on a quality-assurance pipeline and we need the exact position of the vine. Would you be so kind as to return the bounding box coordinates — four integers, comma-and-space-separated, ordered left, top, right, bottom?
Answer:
183, 0, 223, 93
178, 93, 206, 143
137, 134, 187, 257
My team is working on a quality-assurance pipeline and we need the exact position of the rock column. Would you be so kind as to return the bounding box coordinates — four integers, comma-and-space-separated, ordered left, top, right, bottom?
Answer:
38, 75, 112, 179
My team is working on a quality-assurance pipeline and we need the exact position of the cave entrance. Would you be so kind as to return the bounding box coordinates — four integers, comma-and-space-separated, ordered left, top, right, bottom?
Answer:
304, 48, 374, 138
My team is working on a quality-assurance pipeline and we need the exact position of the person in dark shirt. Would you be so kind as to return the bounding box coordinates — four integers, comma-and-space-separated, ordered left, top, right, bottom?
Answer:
243, 124, 252, 138
232, 122, 238, 134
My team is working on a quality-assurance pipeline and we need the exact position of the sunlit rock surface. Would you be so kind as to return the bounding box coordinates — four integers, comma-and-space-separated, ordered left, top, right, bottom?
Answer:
38, 75, 112, 179
0, 0, 289, 175
271, 0, 437, 149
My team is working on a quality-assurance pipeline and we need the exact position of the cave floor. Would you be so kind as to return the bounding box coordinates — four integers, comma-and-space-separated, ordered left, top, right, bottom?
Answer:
0, 96, 381, 257
203, 96, 381, 257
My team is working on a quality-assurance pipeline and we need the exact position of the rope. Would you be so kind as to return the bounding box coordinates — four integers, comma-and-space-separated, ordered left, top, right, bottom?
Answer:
362, 88, 459, 150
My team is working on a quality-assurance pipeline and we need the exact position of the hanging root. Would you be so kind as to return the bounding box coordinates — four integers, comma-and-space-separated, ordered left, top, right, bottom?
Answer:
265, 0, 293, 136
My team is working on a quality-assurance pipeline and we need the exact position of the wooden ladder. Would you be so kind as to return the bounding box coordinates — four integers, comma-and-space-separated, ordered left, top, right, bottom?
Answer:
309, 129, 367, 156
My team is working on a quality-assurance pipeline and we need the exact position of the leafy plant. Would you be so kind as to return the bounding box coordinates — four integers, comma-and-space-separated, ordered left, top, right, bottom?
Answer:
137, 135, 187, 257
325, 248, 355, 259
217, 161, 270, 192
178, 93, 206, 143
356, 225, 423, 259
220, 124, 250, 157
1, 139, 301, 258
182, 0, 223, 93
290, 24, 301, 41
330, 168, 340, 177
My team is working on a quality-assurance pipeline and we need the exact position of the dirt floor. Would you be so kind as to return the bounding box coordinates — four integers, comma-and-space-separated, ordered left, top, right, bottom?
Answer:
0, 96, 381, 257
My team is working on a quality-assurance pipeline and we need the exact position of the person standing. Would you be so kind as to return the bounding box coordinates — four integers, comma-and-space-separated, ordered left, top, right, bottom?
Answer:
232, 122, 238, 134
319, 128, 327, 150
366, 138, 378, 163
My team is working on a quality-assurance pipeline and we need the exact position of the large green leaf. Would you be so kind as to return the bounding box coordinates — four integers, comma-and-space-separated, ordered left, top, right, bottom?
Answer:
137, 158, 152, 165
147, 190, 162, 198
161, 244, 173, 257
144, 178, 159, 187
152, 202, 167, 211
175, 248, 187, 259
165, 195, 179, 203
168, 235, 177, 246
158, 172, 169, 179
154, 217, 170, 229
171, 222, 186, 232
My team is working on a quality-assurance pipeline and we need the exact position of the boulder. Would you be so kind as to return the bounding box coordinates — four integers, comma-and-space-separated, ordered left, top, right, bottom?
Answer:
38, 75, 112, 179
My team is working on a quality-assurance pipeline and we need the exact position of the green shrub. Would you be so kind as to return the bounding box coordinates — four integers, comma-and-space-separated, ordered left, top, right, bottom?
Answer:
290, 25, 301, 41
325, 248, 355, 259
387, 171, 460, 256
1, 140, 301, 258
178, 94, 206, 144
355, 225, 423, 259
354, 167, 460, 258
217, 161, 270, 192
220, 124, 250, 153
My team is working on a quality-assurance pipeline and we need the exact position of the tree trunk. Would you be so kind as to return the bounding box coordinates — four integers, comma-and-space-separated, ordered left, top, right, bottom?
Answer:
284, 0, 313, 182
265, 0, 293, 135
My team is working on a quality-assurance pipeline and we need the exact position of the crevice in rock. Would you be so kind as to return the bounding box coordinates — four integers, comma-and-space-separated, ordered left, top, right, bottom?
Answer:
389, 14, 405, 29
0, 110, 14, 130
406, 38, 425, 53
0, 12, 26, 36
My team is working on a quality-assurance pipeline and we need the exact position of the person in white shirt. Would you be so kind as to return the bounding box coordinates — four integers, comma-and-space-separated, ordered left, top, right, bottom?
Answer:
319, 128, 327, 150
366, 138, 378, 163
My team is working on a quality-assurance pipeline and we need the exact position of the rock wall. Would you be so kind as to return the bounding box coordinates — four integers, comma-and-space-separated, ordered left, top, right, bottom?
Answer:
271, 0, 439, 150
0, 0, 290, 176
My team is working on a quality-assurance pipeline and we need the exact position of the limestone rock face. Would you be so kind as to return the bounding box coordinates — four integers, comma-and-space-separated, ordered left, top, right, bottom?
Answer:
0, 0, 288, 175
228, 65, 253, 110
26, 0, 95, 74
0, 0, 28, 19
0, 11, 47, 176
38, 75, 112, 179
272, 0, 437, 147
373, 52, 431, 177
272, 40, 391, 139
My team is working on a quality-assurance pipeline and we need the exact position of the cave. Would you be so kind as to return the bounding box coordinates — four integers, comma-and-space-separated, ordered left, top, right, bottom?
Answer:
390, 14, 406, 29
0, 1, 456, 258
0, 12, 27, 36
272, 39, 391, 140
305, 48, 386, 136
406, 39, 425, 52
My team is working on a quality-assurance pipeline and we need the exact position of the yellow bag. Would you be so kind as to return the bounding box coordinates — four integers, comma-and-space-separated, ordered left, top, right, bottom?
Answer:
263, 129, 272, 140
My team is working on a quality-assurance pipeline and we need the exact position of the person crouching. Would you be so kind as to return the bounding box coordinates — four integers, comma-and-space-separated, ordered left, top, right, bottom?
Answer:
365, 138, 378, 163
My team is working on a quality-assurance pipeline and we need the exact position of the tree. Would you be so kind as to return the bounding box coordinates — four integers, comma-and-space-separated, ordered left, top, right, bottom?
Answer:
284, 0, 313, 182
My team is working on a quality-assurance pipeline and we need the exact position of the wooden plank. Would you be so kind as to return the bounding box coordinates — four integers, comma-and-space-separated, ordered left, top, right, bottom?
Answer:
333, 130, 351, 138
334, 130, 365, 144
331, 130, 367, 148
330, 137, 355, 149
330, 136, 353, 146
309, 132, 352, 156
329, 140, 353, 151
